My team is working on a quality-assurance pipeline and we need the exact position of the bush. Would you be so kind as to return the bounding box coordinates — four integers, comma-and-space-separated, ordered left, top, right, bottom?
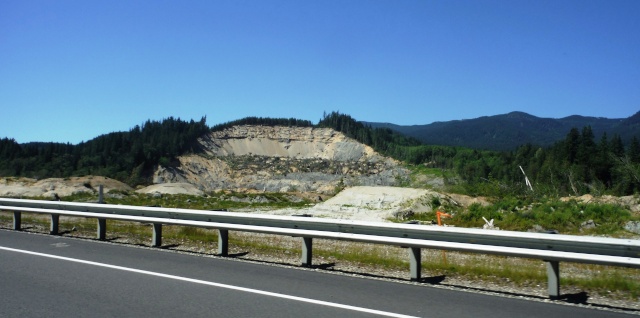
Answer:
450, 197, 634, 235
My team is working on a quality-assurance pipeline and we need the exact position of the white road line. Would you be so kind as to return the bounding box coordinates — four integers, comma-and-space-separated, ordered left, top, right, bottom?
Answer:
0, 246, 419, 318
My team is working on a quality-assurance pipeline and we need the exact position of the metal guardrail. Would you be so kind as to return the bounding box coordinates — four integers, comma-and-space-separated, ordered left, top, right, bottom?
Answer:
1, 197, 639, 299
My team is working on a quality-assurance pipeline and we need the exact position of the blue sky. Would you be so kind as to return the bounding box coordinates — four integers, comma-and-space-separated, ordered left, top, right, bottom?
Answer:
1, 0, 639, 144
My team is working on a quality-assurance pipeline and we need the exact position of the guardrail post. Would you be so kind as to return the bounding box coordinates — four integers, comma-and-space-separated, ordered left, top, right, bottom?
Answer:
97, 185, 106, 240
546, 261, 560, 299
409, 247, 422, 281
218, 229, 229, 256
98, 185, 104, 203
13, 211, 21, 230
152, 223, 162, 247
50, 214, 59, 235
301, 237, 313, 267
97, 219, 107, 240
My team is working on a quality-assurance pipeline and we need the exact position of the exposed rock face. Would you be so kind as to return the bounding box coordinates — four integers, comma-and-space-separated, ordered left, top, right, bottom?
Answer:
152, 126, 409, 194
199, 126, 384, 162
625, 221, 640, 234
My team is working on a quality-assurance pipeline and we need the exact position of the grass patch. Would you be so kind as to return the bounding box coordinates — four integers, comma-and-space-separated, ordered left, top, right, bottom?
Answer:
396, 196, 639, 237
564, 269, 640, 299
0, 213, 12, 223
421, 253, 547, 285
164, 226, 218, 243
314, 240, 409, 269
102, 192, 311, 211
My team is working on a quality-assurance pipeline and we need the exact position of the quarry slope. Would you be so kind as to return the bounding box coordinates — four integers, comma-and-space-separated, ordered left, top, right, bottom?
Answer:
152, 125, 410, 194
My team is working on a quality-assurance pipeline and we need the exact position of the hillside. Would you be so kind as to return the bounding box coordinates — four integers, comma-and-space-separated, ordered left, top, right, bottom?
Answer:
152, 125, 413, 194
365, 111, 637, 151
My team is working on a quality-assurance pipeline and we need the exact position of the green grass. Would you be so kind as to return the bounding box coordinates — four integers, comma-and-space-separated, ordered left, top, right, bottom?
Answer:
58, 190, 313, 214
228, 233, 299, 256
313, 241, 409, 269
405, 163, 452, 178
563, 269, 640, 299
164, 226, 219, 243
104, 192, 311, 211
394, 196, 640, 237
0, 213, 11, 223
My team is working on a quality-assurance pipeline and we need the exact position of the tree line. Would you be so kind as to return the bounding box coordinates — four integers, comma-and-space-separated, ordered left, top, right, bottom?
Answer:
318, 112, 640, 196
0, 117, 208, 185
211, 117, 313, 132
1, 112, 639, 196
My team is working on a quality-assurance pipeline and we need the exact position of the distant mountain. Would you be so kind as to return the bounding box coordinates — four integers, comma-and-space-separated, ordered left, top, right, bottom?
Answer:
363, 111, 639, 151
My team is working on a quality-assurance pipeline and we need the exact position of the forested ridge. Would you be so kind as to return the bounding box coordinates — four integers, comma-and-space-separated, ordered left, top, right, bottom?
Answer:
367, 111, 640, 151
0, 117, 208, 185
1, 112, 639, 196
319, 112, 640, 196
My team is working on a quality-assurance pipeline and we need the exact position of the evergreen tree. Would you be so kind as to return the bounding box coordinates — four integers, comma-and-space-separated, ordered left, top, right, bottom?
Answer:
577, 126, 596, 166
595, 132, 612, 186
564, 128, 580, 164
629, 136, 640, 163
611, 134, 625, 157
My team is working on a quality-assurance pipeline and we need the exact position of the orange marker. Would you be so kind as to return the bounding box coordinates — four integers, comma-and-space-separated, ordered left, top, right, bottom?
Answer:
436, 211, 451, 226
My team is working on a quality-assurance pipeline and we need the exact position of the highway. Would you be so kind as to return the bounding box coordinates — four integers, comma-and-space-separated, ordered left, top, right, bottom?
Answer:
0, 229, 635, 317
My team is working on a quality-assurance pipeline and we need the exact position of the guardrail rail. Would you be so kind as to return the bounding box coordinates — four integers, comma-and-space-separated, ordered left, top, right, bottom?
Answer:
1, 197, 639, 299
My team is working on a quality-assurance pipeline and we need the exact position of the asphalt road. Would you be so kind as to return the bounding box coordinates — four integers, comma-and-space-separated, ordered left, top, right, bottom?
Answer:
0, 229, 636, 318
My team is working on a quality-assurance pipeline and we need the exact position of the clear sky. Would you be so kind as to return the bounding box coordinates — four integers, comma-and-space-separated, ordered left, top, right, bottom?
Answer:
1, 0, 639, 144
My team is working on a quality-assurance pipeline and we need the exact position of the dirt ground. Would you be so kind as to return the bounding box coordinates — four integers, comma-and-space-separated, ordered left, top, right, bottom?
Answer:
0, 176, 132, 198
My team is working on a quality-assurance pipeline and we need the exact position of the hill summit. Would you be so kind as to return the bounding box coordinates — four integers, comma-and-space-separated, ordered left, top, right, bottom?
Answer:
365, 111, 636, 151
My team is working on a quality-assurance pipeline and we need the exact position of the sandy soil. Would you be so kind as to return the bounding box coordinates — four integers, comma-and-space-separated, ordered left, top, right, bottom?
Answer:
0, 176, 132, 198
241, 186, 488, 222
135, 183, 204, 196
